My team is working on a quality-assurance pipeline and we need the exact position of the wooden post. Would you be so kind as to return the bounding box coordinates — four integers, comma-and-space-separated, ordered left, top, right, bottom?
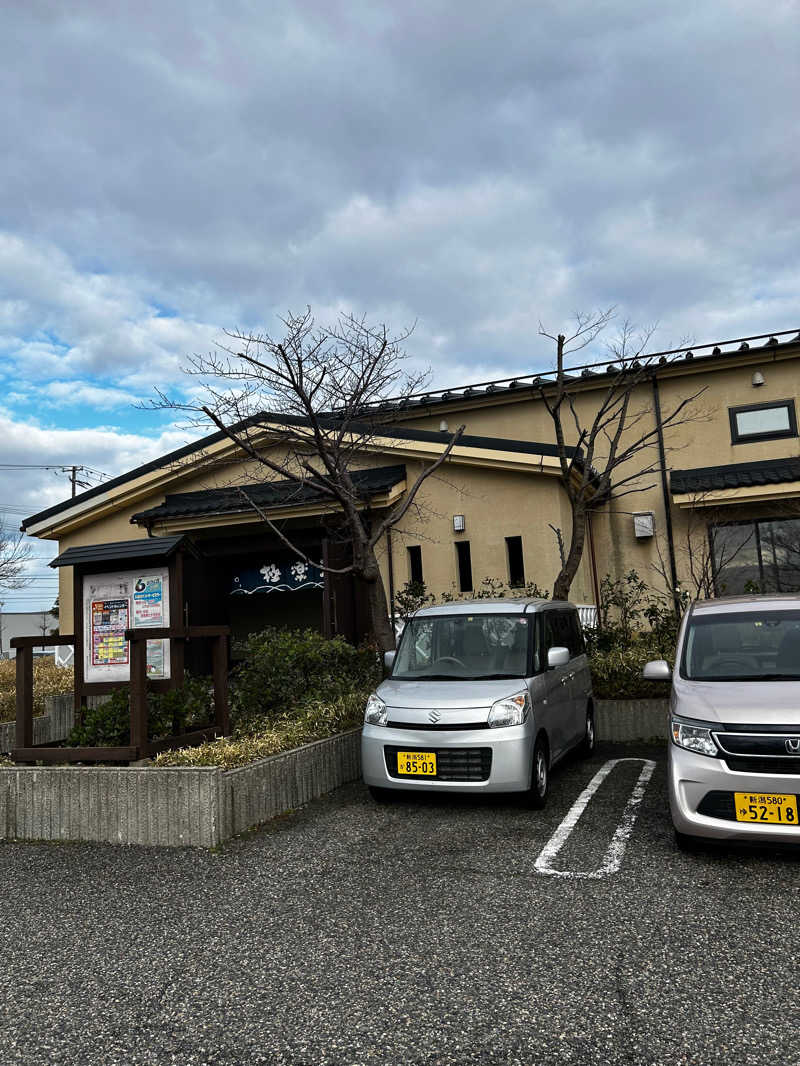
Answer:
212, 634, 229, 736
72, 565, 84, 725
129, 637, 148, 755
169, 552, 185, 688
15, 645, 33, 749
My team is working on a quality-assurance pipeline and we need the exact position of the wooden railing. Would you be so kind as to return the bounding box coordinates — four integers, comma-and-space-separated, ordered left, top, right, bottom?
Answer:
10, 626, 230, 764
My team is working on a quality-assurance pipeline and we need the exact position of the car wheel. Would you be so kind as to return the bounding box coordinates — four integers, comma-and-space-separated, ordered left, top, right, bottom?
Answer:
674, 830, 702, 853
525, 739, 549, 809
578, 705, 596, 757
368, 785, 396, 804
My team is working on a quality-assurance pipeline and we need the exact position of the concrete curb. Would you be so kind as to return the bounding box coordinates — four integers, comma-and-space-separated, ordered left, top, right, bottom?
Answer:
0, 729, 362, 848
0, 700, 668, 849
0, 694, 75, 753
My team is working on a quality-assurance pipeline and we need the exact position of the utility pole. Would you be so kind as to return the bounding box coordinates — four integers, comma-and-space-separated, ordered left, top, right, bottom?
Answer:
70, 466, 77, 497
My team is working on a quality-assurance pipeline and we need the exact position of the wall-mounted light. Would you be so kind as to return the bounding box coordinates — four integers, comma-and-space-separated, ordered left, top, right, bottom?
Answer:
439, 419, 449, 432
453, 514, 466, 533
752, 370, 765, 387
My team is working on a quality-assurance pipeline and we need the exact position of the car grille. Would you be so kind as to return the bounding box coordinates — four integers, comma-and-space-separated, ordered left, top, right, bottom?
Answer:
384, 746, 492, 781
713, 727, 800, 775
697, 791, 737, 820
697, 789, 800, 820
723, 756, 800, 775
386, 720, 490, 731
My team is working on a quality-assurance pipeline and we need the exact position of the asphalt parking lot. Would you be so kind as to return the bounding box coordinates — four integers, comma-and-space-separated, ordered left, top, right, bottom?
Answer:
0, 743, 797, 1066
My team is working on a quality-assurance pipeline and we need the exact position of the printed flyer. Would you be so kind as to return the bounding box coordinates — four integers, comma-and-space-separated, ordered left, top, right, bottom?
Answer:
91, 598, 130, 667
133, 574, 164, 627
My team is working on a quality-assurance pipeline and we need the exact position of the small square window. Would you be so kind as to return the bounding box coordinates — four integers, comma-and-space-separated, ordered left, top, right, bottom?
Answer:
729, 400, 797, 444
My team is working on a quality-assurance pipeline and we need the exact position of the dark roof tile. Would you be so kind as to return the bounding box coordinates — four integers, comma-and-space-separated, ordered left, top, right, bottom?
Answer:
671, 456, 800, 495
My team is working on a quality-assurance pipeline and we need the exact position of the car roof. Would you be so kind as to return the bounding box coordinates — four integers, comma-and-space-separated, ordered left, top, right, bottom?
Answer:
691, 594, 800, 614
410, 598, 573, 617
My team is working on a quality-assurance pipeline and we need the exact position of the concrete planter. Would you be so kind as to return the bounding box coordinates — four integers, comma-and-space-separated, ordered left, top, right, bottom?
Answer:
595, 699, 669, 743
0, 728, 362, 848
0, 693, 75, 753
0, 700, 667, 850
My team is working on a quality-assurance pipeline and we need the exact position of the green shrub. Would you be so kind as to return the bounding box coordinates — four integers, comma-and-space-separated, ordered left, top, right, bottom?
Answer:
67, 676, 214, 748
155, 691, 366, 769
589, 642, 672, 700
230, 627, 380, 731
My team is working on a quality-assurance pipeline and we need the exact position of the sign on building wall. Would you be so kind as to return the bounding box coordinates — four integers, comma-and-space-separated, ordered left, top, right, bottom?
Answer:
82, 568, 170, 683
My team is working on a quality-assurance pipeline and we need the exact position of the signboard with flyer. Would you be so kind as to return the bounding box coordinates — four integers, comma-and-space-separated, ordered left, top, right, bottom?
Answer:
83, 567, 170, 683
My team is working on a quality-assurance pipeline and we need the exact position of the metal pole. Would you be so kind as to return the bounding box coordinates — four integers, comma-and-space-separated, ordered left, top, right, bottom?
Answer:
651, 375, 680, 613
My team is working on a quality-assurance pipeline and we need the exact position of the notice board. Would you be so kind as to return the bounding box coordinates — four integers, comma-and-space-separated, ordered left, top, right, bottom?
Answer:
82, 567, 171, 683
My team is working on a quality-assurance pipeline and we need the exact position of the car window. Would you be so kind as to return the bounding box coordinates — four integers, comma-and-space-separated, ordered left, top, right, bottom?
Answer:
681, 610, 800, 680
393, 614, 532, 679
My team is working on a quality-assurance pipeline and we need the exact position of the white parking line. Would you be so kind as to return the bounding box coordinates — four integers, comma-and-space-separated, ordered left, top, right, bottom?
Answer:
534, 758, 657, 880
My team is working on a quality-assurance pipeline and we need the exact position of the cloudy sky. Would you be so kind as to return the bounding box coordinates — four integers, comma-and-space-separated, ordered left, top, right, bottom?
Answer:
1, 0, 799, 610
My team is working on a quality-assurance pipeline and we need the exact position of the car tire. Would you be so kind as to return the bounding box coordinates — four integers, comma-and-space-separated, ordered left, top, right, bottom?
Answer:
368, 785, 396, 804
578, 704, 596, 757
674, 830, 702, 852
525, 739, 549, 809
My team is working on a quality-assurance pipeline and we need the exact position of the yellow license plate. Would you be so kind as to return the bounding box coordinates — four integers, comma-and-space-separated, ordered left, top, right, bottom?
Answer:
396, 751, 437, 776
734, 792, 798, 825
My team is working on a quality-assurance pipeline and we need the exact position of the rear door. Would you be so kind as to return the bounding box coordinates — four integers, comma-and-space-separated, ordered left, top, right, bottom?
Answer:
564, 608, 591, 746
539, 610, 574, 760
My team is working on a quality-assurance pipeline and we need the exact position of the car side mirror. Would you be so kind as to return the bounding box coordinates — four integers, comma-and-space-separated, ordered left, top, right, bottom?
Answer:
383, 650, 396, 673
547, 646, 570, 669
643, 659, 672, 681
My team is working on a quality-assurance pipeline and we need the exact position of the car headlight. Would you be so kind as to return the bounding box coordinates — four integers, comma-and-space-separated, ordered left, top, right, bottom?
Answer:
488, 691, 530, 729
671, 718, 719, 758
364, 693, 388, 727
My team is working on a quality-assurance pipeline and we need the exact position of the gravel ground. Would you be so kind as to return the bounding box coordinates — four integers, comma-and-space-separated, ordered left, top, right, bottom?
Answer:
0, 743, 797, 1066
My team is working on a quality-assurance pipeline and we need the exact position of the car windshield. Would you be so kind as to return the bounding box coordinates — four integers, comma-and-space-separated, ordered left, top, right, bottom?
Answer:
393, 614, 531, 680
682, 610, 800, 681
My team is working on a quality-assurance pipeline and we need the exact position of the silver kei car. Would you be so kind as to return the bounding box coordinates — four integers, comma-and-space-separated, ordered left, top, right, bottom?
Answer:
361, 599, 595, 806
644, 595, 800, 847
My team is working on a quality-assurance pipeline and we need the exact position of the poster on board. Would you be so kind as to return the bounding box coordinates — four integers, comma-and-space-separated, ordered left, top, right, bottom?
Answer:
91, 599, 130, 666
83, 567, 170, 684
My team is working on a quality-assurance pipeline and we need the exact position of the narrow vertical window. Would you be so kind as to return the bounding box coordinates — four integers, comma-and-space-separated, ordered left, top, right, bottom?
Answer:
407, 545, 423, 585
455, 541, 473, 592
506, 536, 524, 587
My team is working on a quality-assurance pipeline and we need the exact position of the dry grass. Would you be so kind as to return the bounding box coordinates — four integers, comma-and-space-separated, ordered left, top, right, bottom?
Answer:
0, 658, 74, 722
154, 692, 366, 769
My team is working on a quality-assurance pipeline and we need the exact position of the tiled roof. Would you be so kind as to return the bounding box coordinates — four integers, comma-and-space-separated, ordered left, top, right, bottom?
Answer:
131, 465, 408, 524
671, 456, 800, 495
50, 534, 190, 568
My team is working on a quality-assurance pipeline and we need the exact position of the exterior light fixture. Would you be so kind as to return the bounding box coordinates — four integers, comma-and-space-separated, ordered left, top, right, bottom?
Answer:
439, 419, 449, 432
752, 371, 765, 387
453, 514, 466, 533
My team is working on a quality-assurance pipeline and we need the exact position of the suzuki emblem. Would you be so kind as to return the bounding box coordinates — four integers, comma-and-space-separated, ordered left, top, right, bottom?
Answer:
428, 709, 441, 724
785, 737, 800, 754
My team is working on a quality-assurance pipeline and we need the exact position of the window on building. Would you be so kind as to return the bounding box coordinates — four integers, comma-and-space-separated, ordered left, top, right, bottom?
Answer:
455, 541, 473, 592
711, 517, 800, 595
729, 400, 797, 444
407, 545, 423, 585
505, 536, 525, 587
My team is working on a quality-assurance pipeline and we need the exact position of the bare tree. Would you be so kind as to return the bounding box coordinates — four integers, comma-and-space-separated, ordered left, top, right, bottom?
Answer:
150, 308, 464, 651
537, 311, 707, 601
0, 525, 31, 591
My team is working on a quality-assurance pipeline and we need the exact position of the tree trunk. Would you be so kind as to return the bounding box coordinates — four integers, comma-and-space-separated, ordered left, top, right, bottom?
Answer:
356, 543, 395, 652
552, 499, 588, 601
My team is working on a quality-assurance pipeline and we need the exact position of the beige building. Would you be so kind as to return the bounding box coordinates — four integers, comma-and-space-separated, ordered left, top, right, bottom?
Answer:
22, 328, 800, 654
